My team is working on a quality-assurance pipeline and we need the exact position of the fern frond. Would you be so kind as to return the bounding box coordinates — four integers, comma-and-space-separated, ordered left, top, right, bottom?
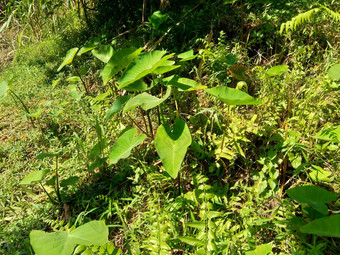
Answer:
280, 4, 340, 34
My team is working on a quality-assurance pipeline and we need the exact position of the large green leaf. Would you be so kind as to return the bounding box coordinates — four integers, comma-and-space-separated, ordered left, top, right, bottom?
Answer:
205, 86, 262, 105
123, 86, 171, 113
0, 80, 9, 98
177, 49, 196, 62
106, 95, 132, 121
287, 185, 337, 215
154, 119, 192, 179
57, 48, 79, 72
300, 214, 340, 237
119, 51, 173, 89
148, 10, 168, 30
77, 36, 103, 56
92, 45, 114, 63
245, 243, 272, 255
153, 60, 180, 74
327, 64, 340, 80
101, 47, 143, 85
30, 221, 108, 255
163, 75, 206, 91
20, 170, 50, 185
267, 65, 289, 76
109, 128, 146, 164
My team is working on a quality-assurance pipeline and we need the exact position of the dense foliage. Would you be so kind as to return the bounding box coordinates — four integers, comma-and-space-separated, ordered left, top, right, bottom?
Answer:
0, 0, 339, 254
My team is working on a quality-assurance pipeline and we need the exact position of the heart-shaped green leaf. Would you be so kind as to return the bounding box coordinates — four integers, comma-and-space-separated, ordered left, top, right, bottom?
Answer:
205, 86, 262, 105
148, 11, 168, 30
109, 128, 146, 164
123, 86, 171, 113
267, 65, 289, 76
30, 221, 108, 255
300, 214, 340, 238
287, 185, 337, 215
0, 80, 9, 98
327, 64, 340, 80
101, 47, 143, 85
77, 36, 103, 56
57, 48, 79, 72
119, 51, 173, 89
163, 75, 206, 91
92, 45, 114, 63
20, 170, 50, 185
154, 119, 192, 179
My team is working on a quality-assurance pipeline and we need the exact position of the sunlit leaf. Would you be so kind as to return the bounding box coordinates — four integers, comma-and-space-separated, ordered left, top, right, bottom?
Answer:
148, 11, 168, 30
178, 49, 196, 62
30, 221, 108, 255
57, 48, 79, 72
106, 95, 132, 121
163, 75, 206, 91
245, 243, 272, 255
92, 45, 114, 63
101, 47, 143, 85
119, 51, 173, 89
123, 86, 171, 113
178, 236, 204, 247
77, 36, 103, 56
20, 170, 49, 185
267, 65, 289, 76
327, 64, 340, 80
0, 80, 9, 98
109, 128, 146, 164
308, 165, 332, 182
154, 119, 192, 179
205, 86, 262, 105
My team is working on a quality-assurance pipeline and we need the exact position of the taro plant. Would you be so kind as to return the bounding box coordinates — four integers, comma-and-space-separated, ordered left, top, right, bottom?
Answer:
20, 152, 80, 206
29, 220, 111, 255
286, 185, 339, 238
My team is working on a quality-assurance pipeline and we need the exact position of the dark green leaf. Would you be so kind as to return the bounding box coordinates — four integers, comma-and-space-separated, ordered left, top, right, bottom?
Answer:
20, 170, 50, 185
300, 214, 340, 238
106, 95, 132, 121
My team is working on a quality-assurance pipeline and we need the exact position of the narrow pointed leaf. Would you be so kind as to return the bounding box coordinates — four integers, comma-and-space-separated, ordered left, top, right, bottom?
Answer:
206, 86, 262, 105
77, 36, 103, 56
57, 48, 79, 72
123, 86, 171, 113
300, 214, 340, 237
92, 45, 114, 63
154, 119, 192, 179
109, 128, 146, 164
178, 49, 196, 62
101, 47, 143, 84
69, 221, 108, 246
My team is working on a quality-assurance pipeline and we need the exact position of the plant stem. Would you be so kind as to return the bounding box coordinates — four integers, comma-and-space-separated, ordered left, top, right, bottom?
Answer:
55, 156, 62, 204
9, 90, 35, 128
127, 113, 150, 137
74, 66, 90, 95
146, 110, 154, 138
39, 181, 57, 205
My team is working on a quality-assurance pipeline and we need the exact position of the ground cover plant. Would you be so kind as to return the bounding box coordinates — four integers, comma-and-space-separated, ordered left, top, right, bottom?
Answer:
0, 1, 339, 254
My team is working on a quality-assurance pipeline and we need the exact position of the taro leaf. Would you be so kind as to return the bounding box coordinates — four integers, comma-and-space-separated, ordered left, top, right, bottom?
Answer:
300, 214, 340, 238
92, 45, 114, 63
123, 79, 148, 92
178, 236, 204, 247
106, 95, 132, 121
119, 51, 173, 89
30, 221, 108, 255
286, 185, 337, 215
57, 48, 79, 72
148, 10, 168, 30
109, 128, 146, 164
267, 65, 289, 76
0, 80, 9, 98
69, 85, 84, 101
101, 47, 143, 85
327, 64, 340, 80
205, 86, 262, 105
60, 176, 80, 187
308, 165, 332, 183
20, 170, 49, 185
245, 243, 272, 255
163, 75, 206, 91
77, 36, 103, 56
153, 60, 180, 74
178, 49, 196, 62
123, 86, 171, 113
154, 119, 192, 179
